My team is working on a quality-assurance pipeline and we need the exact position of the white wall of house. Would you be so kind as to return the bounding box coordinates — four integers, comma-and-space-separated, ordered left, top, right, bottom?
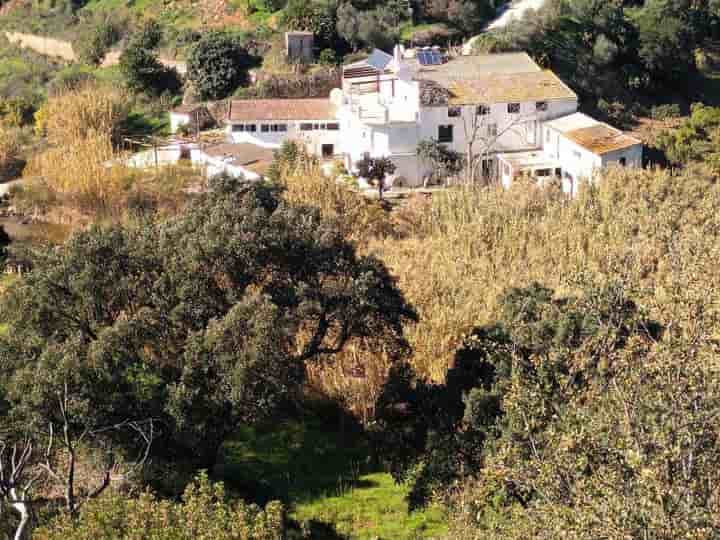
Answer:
190, 149, 263, 181
227, 121, 341, 157
418, 98, 577, 156
169, 112, 191, 134
601, 145, 643, 169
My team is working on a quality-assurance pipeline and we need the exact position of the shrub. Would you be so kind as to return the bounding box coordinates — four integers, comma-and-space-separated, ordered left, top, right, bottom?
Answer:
318, 48, 337, 65
35, 473, 285, 540
187, 32, 254, 100
74, 19, 121, 66
650, 103, 681, 120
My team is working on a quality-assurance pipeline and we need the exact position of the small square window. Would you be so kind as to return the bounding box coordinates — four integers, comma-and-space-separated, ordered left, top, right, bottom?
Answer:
508, 103, 520, 114
619, 157, 627, 167
536, 101, 548, 112
246, 124, 257, 132
487, 123, 498, 137
327, 123, 340, 130
278, 124, 288, 132
477, 104, 490, 116
438, 125, 453, 143
300, 123, 313, 131
448, 107, 461, 118
261, 124, 270, 133
232, 124, 244, 132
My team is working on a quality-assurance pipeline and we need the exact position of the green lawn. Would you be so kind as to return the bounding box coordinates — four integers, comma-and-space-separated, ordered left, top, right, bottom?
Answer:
219, 413, 448, 540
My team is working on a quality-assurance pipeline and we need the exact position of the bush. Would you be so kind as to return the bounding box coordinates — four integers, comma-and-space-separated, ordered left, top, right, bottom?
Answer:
318, 48, 337, 65
74, 19, 121, 66
35, 473, 285, 540
650, 103, 681, 120
186, 32, 254, 100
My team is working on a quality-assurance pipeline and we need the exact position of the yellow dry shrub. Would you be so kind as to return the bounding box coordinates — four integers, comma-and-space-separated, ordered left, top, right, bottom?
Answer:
35, 82, 130, 146
26, 134, 135, 213
367, 165, 720, 381
279, 158, 395, 241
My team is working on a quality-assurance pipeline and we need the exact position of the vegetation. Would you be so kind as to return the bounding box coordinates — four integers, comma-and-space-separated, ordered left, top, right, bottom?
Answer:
186, 32, 254, 100
36, 473, 285, 539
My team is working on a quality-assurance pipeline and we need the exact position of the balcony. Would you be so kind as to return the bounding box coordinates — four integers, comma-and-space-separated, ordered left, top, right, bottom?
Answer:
347, 92, 417, 125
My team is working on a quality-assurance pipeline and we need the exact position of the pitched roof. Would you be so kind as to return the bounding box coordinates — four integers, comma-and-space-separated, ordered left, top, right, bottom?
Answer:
226, 99, 336, 122
409, 52, 541, 79
407, 52, 576, 105
444, 70, 577, 105
202, 143, 276, 170
545, 113, 642, 155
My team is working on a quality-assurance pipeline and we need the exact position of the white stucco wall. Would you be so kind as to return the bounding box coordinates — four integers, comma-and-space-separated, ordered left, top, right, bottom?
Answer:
169, 112, 190, 134
227, 121, 341, 156
418, 98, 577, 155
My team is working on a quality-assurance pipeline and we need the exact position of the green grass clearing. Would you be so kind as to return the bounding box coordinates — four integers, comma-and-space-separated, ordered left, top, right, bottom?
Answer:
219, 413, 448, 539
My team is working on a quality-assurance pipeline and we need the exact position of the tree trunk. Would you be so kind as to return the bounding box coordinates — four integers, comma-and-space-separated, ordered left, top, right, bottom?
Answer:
10, 490, 30, 540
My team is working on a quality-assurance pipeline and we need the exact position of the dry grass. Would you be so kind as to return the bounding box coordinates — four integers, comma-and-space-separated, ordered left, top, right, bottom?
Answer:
297, 164, 720, 418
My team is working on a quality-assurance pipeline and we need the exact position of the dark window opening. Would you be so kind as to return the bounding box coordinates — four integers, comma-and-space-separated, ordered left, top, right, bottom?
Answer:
448, 106, 461, 117
246, 124, 256, 132
508, 103, 520, 114
477, 104, 490, 115
438, 125, 453, 143
536, 101, 548, 112
232, 124, 244, 132
300, 123, 313, 131
261, 124, 270, 132
327, 123, 340, 130
322, 144, 334, 158
619, 157, 627, 167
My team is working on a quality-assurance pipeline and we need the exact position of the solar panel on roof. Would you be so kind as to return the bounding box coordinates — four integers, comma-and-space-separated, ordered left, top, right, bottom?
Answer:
366, 49, 393, 71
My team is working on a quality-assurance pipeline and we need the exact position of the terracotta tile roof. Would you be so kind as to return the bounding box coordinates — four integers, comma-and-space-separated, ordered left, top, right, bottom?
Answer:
564, 125, 642, 155
444, 70, 577, 105
226, 99, 337, 122
545, 113, 642, 155
202, 143, 276, 169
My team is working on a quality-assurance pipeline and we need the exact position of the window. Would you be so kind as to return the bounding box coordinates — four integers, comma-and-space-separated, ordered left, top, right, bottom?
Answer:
619, 157, 627, 167
322, 144, 334, 158
448, 106, 461, 118
536, 101, 548, 112
270, 124, 287, 132
487, 123, 498, 137
477, 104, 490, 116
232, 124, 256, 132
503, 163, 511, 175
327, 123, 340, 130
300, 123, 313, 131
261, 124, 270, 133
535, 168, 551, 177
573, 150, 582, 159
508, 103, 520, 114
438, 125, 453, 143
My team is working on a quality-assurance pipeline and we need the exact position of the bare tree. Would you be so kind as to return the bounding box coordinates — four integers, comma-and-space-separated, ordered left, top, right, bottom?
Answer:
0, 438, 43, 540
39, 383, 155, 516
459, 104, 535, 185
0, 382, 155, 538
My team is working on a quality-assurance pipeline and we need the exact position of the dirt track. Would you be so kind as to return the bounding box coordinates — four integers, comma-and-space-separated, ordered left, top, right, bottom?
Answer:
4, 31, 186, 72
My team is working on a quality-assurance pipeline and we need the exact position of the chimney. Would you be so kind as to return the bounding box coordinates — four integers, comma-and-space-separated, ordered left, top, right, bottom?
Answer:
393, 43, 402, 71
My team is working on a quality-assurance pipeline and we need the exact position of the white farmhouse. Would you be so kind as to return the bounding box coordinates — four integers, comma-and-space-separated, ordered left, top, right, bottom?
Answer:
225, 98, 340, 158
203, 48, 642, 191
